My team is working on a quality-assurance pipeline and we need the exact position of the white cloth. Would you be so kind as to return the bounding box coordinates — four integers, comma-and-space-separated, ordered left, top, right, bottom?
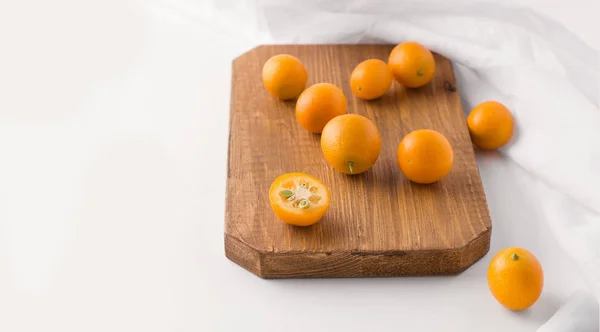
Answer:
190, 0, 600, 329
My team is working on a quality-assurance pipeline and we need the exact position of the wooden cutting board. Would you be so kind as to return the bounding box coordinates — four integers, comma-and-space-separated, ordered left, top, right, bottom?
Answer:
225, 45, 491, 278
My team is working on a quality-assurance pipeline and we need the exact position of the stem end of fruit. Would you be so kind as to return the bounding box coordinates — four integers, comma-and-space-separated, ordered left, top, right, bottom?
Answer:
348, 161, 354, 174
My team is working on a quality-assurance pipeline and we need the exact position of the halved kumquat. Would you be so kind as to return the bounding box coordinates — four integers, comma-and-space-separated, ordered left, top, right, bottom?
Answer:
269, 172, 331, 226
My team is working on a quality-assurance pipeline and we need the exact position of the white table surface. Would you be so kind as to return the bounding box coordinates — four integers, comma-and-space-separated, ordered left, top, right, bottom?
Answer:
0, 1, 598, 331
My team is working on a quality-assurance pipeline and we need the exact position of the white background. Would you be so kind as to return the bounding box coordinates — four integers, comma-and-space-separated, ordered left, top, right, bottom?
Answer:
0, 0, 598, 331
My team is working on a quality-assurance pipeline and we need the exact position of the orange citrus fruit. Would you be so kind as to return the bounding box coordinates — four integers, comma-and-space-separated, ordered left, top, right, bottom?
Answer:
397, 129, 453, 184
296, 83, 347, 133
488, 247, 544, 311
388, 42, 435, 88
467, 101, 514, 150
321, 114, 381, 174
262, 54, 308, 100
269, 172, 331, 226
350, 59, 393, 100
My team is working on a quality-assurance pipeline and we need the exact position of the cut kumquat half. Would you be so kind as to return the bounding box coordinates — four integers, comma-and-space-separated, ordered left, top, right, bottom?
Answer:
269, 172, 331, 226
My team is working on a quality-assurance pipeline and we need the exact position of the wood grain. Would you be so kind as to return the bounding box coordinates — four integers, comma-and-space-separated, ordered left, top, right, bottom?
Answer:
225, 45, 491, 278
